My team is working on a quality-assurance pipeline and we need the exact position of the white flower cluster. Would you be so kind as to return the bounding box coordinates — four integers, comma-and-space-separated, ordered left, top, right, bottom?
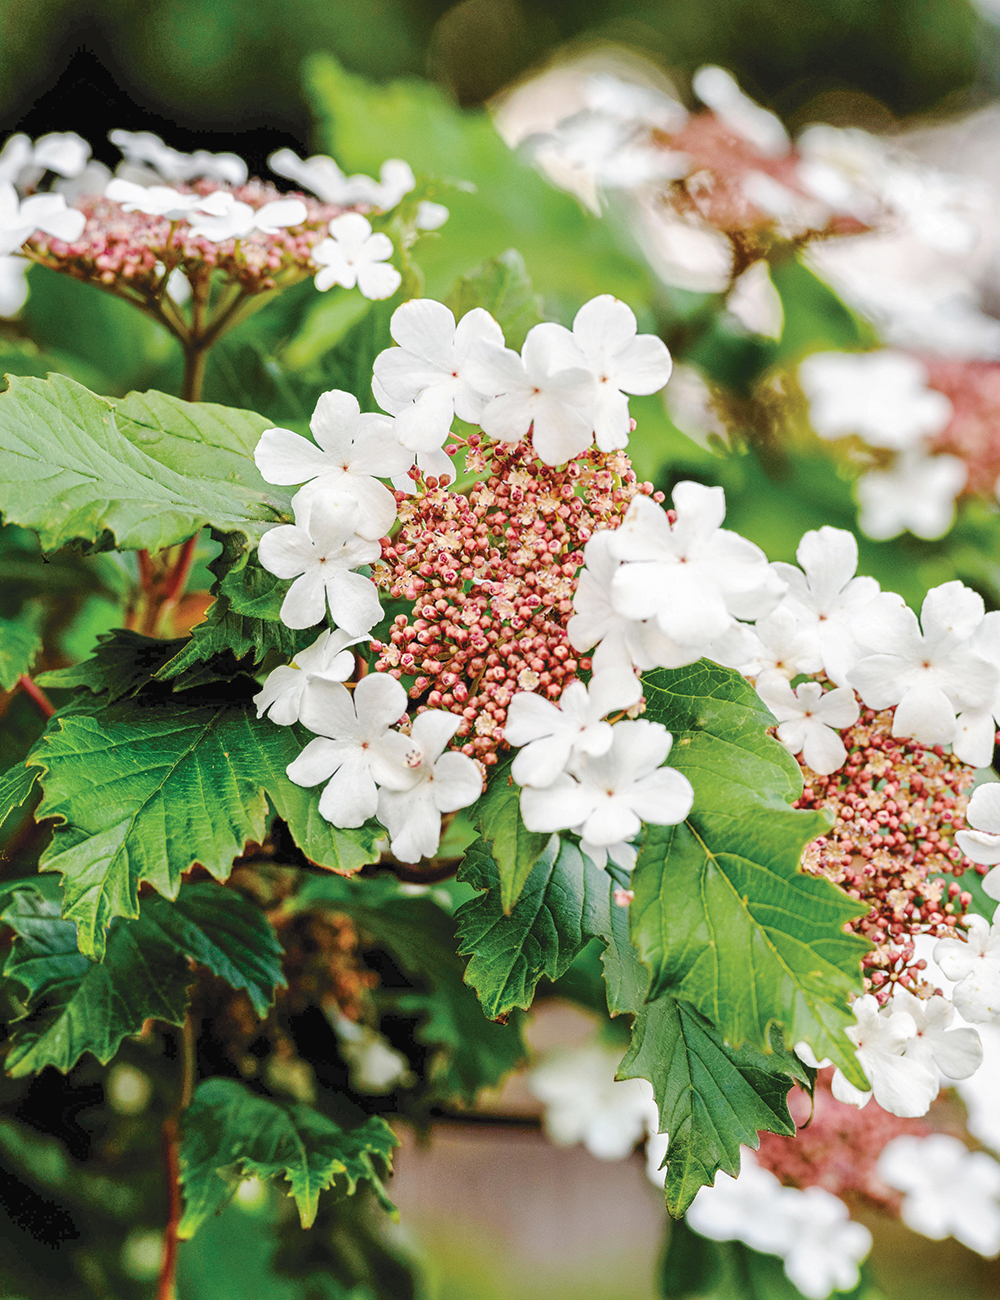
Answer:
798, 349, 965, 542
688, 1150, 872, 1300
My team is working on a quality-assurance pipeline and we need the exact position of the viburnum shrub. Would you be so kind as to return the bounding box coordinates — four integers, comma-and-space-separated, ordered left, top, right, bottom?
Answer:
4, 82, 1000, 1300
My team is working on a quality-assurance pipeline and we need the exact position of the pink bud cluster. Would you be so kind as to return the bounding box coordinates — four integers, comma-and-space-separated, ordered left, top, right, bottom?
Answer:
794, 705, 980, 1000
756, 1070, 928, 1212
926, 357, 1000, 498
27, 178, 347, 297
370, 434, 656, 764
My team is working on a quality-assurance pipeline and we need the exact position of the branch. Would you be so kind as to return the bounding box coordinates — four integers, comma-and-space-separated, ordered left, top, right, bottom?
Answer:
157, 1014, 196, 1300
16, 675, 54, 719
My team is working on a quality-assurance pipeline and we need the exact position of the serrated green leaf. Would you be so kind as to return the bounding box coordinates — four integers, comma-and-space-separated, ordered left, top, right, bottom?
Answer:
456, 834, 619, 1018
1, 877, 285, 1075
635, 662, 868, 1081
0, 374, 292, 553
471, 757, 550, 913
0, 760, 39, 833
178, 1078, 397, 1236
291, 875, 526, 1103
445, 251, 542, 351
28, 688, 380, 958
37, 629, 185, 700
156, 555, 317, 679
0, 602, 43, 690
619, 994, 798, 1217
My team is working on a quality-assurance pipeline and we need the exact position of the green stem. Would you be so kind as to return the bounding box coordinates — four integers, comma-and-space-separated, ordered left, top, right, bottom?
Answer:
182, 346, 208, 403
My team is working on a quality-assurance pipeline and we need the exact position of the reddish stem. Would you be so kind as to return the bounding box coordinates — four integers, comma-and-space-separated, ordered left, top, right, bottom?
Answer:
157, 1117, 182, 1300
160, 534, 199, 611
138, 549, 156, 593
16, 675, 54, 719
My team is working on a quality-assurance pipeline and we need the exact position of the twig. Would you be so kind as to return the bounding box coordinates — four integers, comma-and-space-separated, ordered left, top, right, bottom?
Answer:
16, 675, 54, 719
157, 1014, 196, 1300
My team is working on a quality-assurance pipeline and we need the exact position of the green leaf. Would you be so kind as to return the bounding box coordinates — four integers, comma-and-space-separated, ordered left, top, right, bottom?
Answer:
456, 834, 626, 1019
619, 994, 799, 1217
292, 875, 527, 1103
471, 757, 550, 913
178, 1078, 397, 1236
0, 602, 43, 689
445, 250, 542, 351
0, 374, 292, 553
0, 760, 39, 833
155, 555, 318, 679
1, 877, 285, 1075
28, 688, 381, 958
634, 662, 868, 1081
37, 628, 184, 700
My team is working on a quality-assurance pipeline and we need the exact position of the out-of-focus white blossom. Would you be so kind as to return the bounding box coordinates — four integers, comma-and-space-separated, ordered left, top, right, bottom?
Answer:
0, 254, 29, 316
855, 448, 966, 541
269, 149, 415, 209
0, 184, 86, 255
110, 129, 248, 185
528, 1042, 658, 1160
726, 260, 784, 338
692, 66, 789, 157
879, 1133, 1000, 1257
186, 192, 307, 242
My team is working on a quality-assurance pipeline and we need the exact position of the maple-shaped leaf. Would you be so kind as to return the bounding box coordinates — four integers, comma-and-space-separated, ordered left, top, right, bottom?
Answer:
178, 1078, 397, 1236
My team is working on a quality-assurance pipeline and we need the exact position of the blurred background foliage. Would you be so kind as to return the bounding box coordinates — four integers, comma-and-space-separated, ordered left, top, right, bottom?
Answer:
4, 1, 1000, 1298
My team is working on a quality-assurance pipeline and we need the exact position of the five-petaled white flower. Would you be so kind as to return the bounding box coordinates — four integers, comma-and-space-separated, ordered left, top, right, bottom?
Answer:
105, 178, 231, 222
257, 492, 382, 633
855, 448, 966, 541
312, 213, 401, 300
186, 191, 307, 242
254, 389, 409, 540
891, 987, 983, 1080
110, 129, 248, 184
770, 526, 880, 687
956, 785, 1000, 898
286, 672, 413, 828
376, 710, 482, 862
519, 719, 693, 847
849, 581, 998, 747
798, 350, 953, 450
253, 628, 364, 726
504, 672, 637, 789
844, 993, 940, 1117
463, 321, 597, 466
742, 605, 823, 683
269, 148, 415, 209
552, 295, 673, 451
755, 678, 859, 776
372, 299, 504, 452
878, 1134, 1000, 1257
609, 482, 785, 649
781, 1189, 874, 1300
935, 913, 1000, 1024
0, 184, 86, 255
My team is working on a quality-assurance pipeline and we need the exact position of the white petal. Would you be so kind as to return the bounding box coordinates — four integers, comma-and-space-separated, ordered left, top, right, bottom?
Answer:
317, 755, 378, 827
356, 259, 401, 302
520, 776, 594, 832
430, 751, 482, 812
255, 427, 331, 485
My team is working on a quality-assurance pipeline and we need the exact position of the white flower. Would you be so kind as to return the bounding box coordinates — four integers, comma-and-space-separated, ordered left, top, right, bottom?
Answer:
935, 913, 1000, 1024
312, 213, 401, 300
687, 1150, 798, 1256
891, 987, 983, 1080
331, 1013, 412, 1093
844, 993, 939, 1117
286, 672, 412, 827
781, 1188, 873, 1300
771, 527, 880, 687
726, 260, 784, 339
253, 628, 363, 725
0, 255, 29, 317
519, 719, 693, 847
31, 132, 91, 179
953, 612, 1000, 769
855, 449, 966, 541
848, 581, 998, 747
376, 710, 482, 862
691, 66, 789, 157
742, 605, 823, 682
878, 1134, 1000, 1257
608, 482, 786, 648
268, 149, 415, 209
372, 299, 505, 452
0, 134, 32, 188
414, 200, 449, 231
755, 678, 859, 776
186, 191, 307, 242
254, 390, 408, 540
105, 178, 227, 221
257, 492, 382, 633
527, 1042, 658, 1160
567, 530, 699, 695
955, 1021, 1000, 1157
463, 321, 597, 466
560, 295, 672, 451
957, 784, 1000, 890
798, 351, 952, 450
504, 673, 638, 789
0, 183, 86, 255
110, 129, 247, 185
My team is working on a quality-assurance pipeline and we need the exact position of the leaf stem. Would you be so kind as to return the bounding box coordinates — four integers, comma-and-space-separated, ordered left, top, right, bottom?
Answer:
16, 675, 54, 719
157, 1014, 196, 1300
156, 533, 200, 633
